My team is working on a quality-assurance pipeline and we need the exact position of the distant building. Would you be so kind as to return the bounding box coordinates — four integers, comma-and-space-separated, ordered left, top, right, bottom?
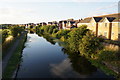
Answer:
59, 19, 80, 29
58, 21, 62, 29
52, 21, 58, 26
40, 22, 47, 26
48, 22, 52, 25
48, 21, 58, 26
26, 23, 35, 28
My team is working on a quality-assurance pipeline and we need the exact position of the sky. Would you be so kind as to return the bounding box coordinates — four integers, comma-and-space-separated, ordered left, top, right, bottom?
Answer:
0, 0, 119, 24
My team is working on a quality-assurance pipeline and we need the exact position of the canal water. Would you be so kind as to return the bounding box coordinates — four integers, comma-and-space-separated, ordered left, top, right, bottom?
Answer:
15, 33, 114, 78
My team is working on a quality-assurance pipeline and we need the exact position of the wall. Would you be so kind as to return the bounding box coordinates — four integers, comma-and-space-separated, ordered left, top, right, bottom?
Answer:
111, 22, 119, 40
98, 18, 110, 39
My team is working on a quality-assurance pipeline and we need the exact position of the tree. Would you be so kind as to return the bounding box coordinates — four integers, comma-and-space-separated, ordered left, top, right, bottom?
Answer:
55, 29, 70, 39
79, 31, 102, 58
52, 28, 59, 34
10, 25, 24, 37
2, 29, 9, 43
48, 25, 58, 34
67, 25, 89, 52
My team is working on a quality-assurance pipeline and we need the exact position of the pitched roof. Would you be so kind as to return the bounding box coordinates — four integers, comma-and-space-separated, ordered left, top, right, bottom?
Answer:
112, 18, 120, 22
80, 13, 120, 23
79, 17, 102, 23
95, 13, 120, 22
94, 13, 120, 18
80, 17, 92, 23
62, 20, 67, 23
48, 22, 52, 24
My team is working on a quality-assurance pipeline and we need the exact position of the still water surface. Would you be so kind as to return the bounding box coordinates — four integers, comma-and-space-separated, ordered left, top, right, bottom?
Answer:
15, 33, 114, 78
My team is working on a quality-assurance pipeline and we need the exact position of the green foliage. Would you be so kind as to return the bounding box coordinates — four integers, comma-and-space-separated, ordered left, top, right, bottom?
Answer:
98, 50, 119, 61
35, 25, 42, 34
2, 29, 9, 43
52, 28, 59, 34
48, 25, 58, 34
67, 25, 89, 52
3, 33, 27, 78
79, 31, 102, 58
10, 25, 24, 37
30, 25, 33, 29
89, 59, 117, 77
37, 25, 59, 35
55, 29, 70, 39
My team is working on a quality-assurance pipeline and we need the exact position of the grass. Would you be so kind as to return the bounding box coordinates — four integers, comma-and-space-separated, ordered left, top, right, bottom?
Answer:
89, 59, 118, 77
2, 32, 27, 78
104, 39, 120, 46
2, 36, 18, 58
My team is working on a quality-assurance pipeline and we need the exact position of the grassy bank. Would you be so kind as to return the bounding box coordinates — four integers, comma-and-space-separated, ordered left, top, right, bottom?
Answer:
2, 36, 18, 58
2, 32, 27, 78
35, 24, 120, 79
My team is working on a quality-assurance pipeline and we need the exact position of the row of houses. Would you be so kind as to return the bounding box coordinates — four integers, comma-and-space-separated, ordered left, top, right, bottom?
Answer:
57, 13, 120, 41
77, 13, 120, 41
25, 13, 120, 41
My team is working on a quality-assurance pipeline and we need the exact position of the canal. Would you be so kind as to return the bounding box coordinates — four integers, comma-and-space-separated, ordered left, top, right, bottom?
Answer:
15, 32, 114, 78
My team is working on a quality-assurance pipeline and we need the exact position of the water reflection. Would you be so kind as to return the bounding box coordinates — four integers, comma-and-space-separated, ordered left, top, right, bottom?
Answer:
42, 35, 56, 45
61, 48, 97, 75
15, 33, 114, 78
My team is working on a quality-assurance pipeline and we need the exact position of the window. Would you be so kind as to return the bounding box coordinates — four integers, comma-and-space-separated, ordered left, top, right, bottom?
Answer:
92, 23, 94, 26
112, 23, 115, 27
111, 32, 114, 36
99, 32, 102, 35
105, 23, 107, 27
118, 31, 120, 34
104, 32, 107, 37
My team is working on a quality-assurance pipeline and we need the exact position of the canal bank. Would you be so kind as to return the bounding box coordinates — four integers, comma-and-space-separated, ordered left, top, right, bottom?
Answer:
2, 31, 27, 78
13, 32, 114, 79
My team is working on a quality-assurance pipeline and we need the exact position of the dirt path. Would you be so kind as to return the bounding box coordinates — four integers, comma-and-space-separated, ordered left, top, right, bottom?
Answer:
0, 32, 27, 74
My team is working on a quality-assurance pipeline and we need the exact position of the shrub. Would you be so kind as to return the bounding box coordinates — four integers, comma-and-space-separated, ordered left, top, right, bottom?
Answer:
79, 31, 102, 58
67, 25, 89, 52
98, 50, 118, 61
10, 25, 24, 37
2, 29, 9, 43
55, 29, 70, 39
52, 28, 59, 34
48, 25, 58, 34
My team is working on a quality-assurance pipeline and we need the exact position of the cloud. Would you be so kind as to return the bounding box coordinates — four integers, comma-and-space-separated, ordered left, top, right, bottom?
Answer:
0, 7, 35, 24
50, 58, 72, 78
88, 2, 118, 17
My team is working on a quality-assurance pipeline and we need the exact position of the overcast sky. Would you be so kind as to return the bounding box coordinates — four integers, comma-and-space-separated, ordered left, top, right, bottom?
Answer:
0, 0, 119, 24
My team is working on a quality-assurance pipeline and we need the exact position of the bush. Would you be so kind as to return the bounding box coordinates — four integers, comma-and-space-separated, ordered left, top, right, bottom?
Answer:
55, 29, 70, 39
38, 25, 58, 35
67, 25, 89, 52
79, 31, 102, 58
48, 25, 58, 34
2, 29, 9, 43
52, 28, 59, 34
98, 49, 119, 61
10, 25, 24, 37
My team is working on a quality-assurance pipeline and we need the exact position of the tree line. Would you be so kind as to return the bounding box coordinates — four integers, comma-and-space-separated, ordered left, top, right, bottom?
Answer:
2, 25, 24, 43
35, 24, 120, 78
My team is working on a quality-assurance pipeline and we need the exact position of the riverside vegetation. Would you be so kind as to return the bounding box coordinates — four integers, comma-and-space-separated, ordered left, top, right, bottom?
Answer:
2, 25, 27, 78
2, 25, 25, 57
1, 24, 119, 79
35, 24, 120, 79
